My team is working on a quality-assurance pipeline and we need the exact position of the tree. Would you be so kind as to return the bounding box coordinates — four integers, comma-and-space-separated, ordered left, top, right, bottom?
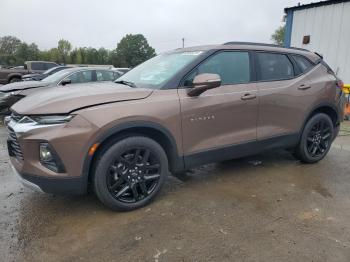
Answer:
114, 34, 156, 67
57, 39, 72, 64
271, 25, 285, 46
0, 36, 22, 55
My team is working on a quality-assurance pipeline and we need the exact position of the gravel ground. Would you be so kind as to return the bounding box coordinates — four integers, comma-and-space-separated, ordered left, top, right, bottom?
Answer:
1, 122, 350, 262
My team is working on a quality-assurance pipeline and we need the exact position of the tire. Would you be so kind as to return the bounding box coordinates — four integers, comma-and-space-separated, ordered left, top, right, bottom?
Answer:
9, 77, 21, 83
294, 113, 334, 163
93, 136, 168, 211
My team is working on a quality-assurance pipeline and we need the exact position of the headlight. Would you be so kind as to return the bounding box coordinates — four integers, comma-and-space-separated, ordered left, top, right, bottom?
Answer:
17, 115, 75, 125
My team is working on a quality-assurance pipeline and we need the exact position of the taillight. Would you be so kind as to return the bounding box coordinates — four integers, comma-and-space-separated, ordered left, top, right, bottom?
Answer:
336, 80, 344, 90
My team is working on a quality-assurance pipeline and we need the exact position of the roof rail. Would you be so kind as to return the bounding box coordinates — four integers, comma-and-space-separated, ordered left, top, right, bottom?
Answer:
223, 42, 310, 52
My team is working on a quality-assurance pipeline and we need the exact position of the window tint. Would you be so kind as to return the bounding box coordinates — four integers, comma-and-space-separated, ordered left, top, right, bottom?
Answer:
96, 70, 117, 81
31, 62, 46, 70
44, 63, 57, 70
256, 53, 294, 81
65, 70, 93, 84
184, 51, 250, 86
292, 55, 313, 73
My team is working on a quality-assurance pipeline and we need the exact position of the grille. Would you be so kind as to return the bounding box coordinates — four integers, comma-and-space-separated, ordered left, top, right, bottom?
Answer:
7, 126, 24, 160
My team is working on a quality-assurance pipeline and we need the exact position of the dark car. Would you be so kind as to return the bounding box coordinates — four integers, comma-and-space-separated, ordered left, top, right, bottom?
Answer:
21, 66, 71, 81
0, 67, 120, 115
5, 42, 345, 211
0, 61, 58, 84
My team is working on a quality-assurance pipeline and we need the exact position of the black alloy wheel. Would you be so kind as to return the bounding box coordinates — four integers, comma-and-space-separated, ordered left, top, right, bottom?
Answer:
93, 136, 168, 211
295, 113, 334, 163
107, 148, 161, 203
305, 119, 332, 158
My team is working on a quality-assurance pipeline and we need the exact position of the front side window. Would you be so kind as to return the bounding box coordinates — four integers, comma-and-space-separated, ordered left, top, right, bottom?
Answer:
96, 70, 117, 81
256, 53, 294, 81
116, 51, 203, 89
184, 51, 250, 86
66, 70, 93, 84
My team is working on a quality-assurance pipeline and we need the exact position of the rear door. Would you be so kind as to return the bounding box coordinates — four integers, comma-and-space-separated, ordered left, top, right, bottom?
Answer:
255, 52, 313, 140
178, 51, 258, 165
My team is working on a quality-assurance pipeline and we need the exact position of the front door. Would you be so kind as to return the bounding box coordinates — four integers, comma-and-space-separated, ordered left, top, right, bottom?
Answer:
178, 51, 258, 167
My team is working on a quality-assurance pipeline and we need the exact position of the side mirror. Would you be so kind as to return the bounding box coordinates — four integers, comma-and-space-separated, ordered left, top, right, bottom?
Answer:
61, 79, 72, 86
187, 73, 221, 97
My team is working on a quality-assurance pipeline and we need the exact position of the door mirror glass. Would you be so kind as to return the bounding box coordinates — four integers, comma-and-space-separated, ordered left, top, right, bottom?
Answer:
61, 79, 72, 86
187, 73, 221, 97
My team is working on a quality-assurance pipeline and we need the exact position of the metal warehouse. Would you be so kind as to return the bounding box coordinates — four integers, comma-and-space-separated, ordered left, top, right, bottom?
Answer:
284, 0, 350, 83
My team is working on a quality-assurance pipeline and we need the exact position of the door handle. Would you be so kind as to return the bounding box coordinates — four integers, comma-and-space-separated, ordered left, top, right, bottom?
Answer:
298, 84, 311, 90
241, 93, 257, 100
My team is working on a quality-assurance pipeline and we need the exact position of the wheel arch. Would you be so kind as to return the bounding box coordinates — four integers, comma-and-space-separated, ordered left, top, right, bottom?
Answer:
7, 73, 22, 82
299, 103, 340, 139
83, 121, 184, 184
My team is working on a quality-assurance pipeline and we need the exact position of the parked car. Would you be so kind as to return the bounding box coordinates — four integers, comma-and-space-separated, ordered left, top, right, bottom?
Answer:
113, 67, 130, 74
6, 43, 345, 211
0, 61, 58, 84
0, 67, 120, 115
22, 66, 71, 81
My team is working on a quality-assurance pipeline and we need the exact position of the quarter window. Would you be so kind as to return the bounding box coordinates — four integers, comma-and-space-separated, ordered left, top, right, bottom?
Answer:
184, 51, 250, 86
256, 53, 294, 81
292, 55, 314, 73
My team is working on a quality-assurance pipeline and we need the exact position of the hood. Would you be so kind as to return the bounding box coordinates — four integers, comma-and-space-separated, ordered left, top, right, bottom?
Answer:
0, 80, 50, 92
11, 82, 153, 115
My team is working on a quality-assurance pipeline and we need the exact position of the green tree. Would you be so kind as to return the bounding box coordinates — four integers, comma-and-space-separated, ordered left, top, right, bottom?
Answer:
271, 25, 285, 46
0, 36, 22, 55
0, 36, 22, 65
57, 39, 72, 64
114, 34, 156, 67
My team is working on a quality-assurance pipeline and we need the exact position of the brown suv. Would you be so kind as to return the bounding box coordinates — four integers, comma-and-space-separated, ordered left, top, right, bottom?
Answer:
6, 43, 346, 211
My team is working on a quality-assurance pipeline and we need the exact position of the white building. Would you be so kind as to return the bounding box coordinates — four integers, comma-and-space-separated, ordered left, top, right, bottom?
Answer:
284, 0, 350, 83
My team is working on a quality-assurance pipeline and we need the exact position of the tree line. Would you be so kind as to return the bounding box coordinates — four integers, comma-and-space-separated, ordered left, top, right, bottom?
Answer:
0, 34, 156, 68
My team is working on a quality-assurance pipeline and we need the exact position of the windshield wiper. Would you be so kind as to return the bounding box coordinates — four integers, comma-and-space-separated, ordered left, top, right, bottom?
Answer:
114, 80, 136, 88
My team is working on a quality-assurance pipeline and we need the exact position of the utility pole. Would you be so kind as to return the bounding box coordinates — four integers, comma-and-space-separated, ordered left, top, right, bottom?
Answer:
182, 38, 185, 48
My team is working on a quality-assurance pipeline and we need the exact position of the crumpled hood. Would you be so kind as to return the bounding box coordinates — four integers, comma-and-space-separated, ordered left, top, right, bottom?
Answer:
11, 82, 153, 115
0, 80, 50, 92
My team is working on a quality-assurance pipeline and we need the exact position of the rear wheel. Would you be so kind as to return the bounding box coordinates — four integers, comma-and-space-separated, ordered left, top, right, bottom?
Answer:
294, 113, 334, 163
93, 136, 168, 211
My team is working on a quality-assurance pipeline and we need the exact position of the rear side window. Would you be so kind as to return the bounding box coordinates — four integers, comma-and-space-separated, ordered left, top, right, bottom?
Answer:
292, 55, 314, 73
184, 51, 250, 86
96, 70, 117, 81
45, 63, 57, 70
256, 53, 294, 81
31, 62, 45, 70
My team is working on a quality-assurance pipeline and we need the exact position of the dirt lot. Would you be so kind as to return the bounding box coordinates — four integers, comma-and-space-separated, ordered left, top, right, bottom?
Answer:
1, 123, 350, 262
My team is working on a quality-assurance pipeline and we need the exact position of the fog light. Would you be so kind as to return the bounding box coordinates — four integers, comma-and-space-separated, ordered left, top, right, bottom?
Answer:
40, 144, 53, 161
39, 143, 65, 173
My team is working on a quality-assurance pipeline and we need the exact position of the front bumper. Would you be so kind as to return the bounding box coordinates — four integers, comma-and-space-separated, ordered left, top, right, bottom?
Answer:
6, 114, 98, 195
11, 163, 86, 194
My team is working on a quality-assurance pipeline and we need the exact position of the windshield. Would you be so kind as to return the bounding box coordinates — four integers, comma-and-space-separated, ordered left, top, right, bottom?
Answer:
116, 51, 203, 89
42, 69, 71, 83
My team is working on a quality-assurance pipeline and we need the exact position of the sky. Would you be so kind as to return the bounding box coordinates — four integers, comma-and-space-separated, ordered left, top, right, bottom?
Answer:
0, 0, 312, 53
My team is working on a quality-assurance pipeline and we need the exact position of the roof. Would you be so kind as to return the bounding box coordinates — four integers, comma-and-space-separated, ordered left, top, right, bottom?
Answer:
59, 66, 115, 73
176, 42, 321, 63
285, 0, 350, 12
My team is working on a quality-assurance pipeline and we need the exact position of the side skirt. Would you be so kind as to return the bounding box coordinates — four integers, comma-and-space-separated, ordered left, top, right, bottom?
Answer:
184, 133, 299, 170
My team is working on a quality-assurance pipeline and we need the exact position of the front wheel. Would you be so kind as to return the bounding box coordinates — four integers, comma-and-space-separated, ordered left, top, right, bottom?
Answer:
294, 113, 334, 163
93, 136, 168, 211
